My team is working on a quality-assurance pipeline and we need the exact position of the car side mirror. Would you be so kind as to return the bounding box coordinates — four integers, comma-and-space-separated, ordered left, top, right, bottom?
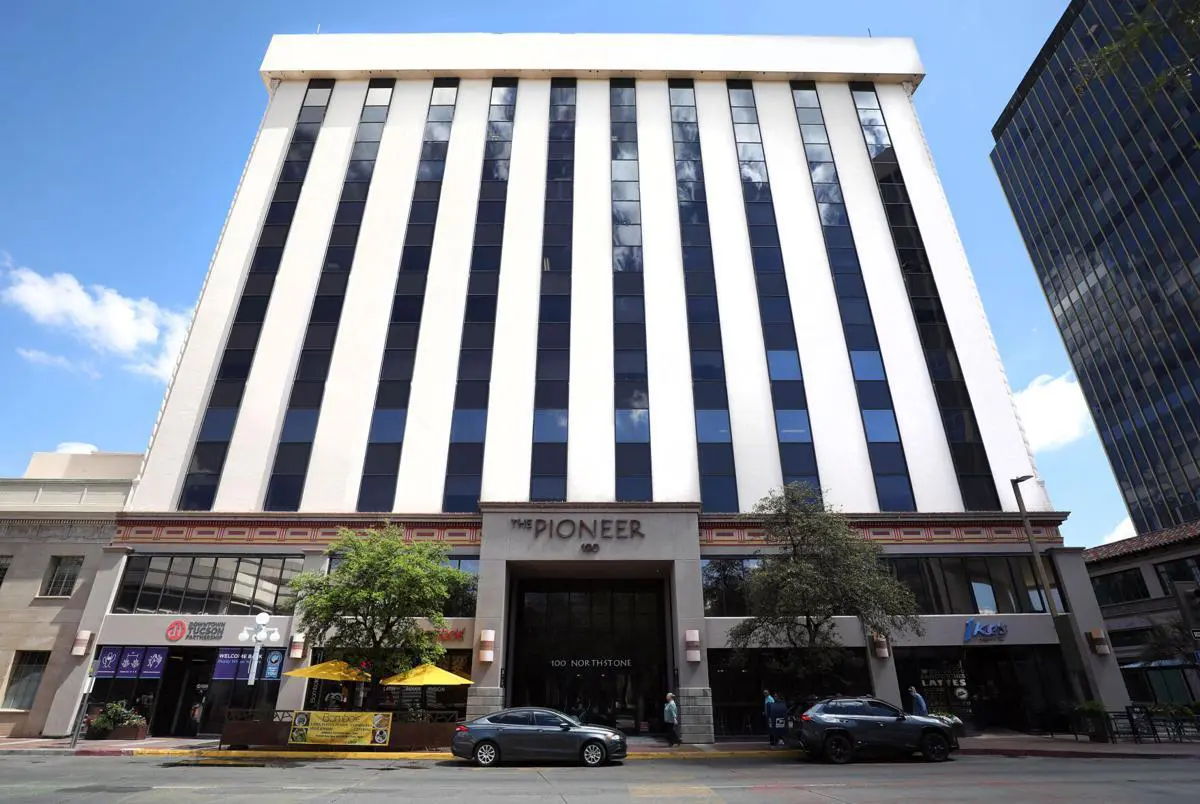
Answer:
559, 722, 572, 731
896, 714, 906, 721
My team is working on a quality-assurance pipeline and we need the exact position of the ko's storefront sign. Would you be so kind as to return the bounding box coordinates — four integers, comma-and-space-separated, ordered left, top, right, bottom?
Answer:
165, 619, 227, 642
963, 619, 1008, 643
289, 711, 392, 746
513, 518, 645, 553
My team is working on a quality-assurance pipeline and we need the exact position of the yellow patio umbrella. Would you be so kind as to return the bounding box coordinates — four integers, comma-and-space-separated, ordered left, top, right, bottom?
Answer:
283, 659, 371, 682
380, 663, 474, 686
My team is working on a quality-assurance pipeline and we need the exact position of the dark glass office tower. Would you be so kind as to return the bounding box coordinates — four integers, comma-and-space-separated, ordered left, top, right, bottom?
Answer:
991, 0, 1200, 535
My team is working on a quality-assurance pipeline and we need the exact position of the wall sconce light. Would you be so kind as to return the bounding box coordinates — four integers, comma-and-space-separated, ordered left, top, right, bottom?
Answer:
684, 630, 702, 662
71, 630, 92, 657
479, 629, 496, 663
290, 633, 306, 660
1087, 629, 1111, 656
872, 633, 889, 659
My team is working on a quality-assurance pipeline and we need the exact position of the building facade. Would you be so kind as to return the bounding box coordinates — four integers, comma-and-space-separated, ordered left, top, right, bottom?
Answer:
991, 0, 1200, 536
42, 33, 1129, 740
0, 451, 137, 737
1085, 527, 1200, 704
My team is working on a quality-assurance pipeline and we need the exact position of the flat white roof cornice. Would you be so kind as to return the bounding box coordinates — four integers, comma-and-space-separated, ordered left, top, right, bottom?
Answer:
259, 33, 924, 88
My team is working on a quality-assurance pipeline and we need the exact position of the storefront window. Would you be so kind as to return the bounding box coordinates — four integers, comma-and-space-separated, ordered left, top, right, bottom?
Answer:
444, 558, 478, 617
701, 558, 761, 616
112, 554, 304, 616
884, 555, 1068, 615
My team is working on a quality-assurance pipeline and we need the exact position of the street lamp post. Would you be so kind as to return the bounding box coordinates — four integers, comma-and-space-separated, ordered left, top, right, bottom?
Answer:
239, 612, 281, 687
1011, 475, 1061, 618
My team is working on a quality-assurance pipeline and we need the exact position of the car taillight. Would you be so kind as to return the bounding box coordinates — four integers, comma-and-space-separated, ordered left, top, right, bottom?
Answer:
455, 725, 468, 733
801, 714, 813, 722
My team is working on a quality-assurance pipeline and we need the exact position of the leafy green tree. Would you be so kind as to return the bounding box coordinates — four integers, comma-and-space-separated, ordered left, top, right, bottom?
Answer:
1074, 0, 1199, 96
289, 525, 472, 705
727, 484, 922, 702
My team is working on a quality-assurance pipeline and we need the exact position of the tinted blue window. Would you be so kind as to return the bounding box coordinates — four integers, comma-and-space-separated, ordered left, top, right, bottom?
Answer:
766, 350, 802, 380
775, 410, 812, 442
533, 409, 569, 443
615, 409, 651, 443
616, 476, 652, 502
875, 474, 915, 512
696, 410, 732, 443
199, 408, 238, 441
863, 409, 901, 442
369, 409, 406, 443
700, 475, 739, 513
450, 409, 487, 443
849, 350, 886, 381
280, 408, 319, 442
531, 476, 566, 502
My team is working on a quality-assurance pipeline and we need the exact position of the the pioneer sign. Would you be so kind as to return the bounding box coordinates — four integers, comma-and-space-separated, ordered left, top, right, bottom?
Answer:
512, 518, 645, 540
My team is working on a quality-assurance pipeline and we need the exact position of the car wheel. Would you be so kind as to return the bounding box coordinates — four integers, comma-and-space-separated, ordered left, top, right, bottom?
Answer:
920, 732, 950, 762
580, 741, 607, 767
823, 733, 854, 765
473, 741, 500, 767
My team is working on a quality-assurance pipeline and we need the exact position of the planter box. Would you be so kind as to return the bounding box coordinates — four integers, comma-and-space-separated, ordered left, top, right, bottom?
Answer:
89, 724, 148, 740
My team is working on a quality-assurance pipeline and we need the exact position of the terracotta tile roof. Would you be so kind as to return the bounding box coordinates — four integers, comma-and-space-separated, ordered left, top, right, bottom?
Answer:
1083, 520, 1200, 564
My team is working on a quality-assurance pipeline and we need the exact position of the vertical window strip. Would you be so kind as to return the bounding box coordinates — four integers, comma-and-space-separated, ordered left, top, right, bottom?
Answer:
178, 78, 336, 511
611, 78, 651, 502
848, 82, 1000, 511
790, 82, 915, 512
443, 78, 519, 513
529, 78, 576, 502
355, 78, 460, 512
670, 79, 738, 513
263, 79, 396, 512
725, 80, 821, 498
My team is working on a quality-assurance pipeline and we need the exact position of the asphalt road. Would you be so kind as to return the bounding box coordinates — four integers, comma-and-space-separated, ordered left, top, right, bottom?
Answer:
0, 754, 1194, 803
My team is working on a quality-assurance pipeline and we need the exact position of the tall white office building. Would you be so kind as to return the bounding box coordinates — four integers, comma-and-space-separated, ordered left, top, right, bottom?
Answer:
49, 34, 1129, 743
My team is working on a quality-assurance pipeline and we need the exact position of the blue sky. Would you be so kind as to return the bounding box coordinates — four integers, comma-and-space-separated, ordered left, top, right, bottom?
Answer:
0, 1, 1129, 546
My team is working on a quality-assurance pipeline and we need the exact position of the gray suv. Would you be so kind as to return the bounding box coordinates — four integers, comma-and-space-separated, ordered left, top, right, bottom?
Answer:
796, 696, 958, 764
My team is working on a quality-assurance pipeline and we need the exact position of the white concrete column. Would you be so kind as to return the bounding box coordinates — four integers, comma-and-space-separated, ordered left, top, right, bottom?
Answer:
694, 80, 781, 511
638, 79, 700, 504
754, 80, 878, 513
567, 80, 615, 502
216, 80, 368, 511
301, 80, 433, 512
877, 83, 1048, 512
129, 82, 306, 512
818, 82, 962, 513
395, 79, 491, 512
480, 79, 550, 504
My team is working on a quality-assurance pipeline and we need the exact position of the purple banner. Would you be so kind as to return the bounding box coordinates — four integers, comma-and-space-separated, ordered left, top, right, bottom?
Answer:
116, 647, 145, 679
213, 647, 242, 680
141, 647, 169, 679
95, 646, 122, 678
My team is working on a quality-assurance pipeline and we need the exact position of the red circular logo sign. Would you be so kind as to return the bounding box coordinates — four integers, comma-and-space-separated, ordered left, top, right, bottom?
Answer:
165, 620, 187, 642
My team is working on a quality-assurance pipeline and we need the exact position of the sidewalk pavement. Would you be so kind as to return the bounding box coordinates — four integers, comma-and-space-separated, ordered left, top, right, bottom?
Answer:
1, 733, 1197, 760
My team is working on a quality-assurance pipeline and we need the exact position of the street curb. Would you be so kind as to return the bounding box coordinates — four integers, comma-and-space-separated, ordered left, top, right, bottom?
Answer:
0, 749, 76, 756
959, 747, 1200, 760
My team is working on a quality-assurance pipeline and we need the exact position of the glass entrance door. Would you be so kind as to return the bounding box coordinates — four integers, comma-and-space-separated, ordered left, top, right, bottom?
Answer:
510, 578, 668, 735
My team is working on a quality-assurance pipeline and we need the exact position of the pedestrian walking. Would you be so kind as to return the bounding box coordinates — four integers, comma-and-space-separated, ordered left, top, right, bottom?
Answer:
663, 692, 681, 747
908, 685, 928, 716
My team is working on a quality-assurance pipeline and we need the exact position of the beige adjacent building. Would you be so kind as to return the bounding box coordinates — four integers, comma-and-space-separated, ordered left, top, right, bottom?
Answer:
0, 451, 138, 737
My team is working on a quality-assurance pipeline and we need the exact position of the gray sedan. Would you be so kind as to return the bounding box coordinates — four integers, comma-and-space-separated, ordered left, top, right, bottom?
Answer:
451, 707, 628, 767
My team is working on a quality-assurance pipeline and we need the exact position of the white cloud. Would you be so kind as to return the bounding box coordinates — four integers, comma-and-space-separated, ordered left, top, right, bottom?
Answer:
1, 254, 189, 383
1102, 516, 1136, 544
15, 347, 101, 379
1013, 372, 1094, 453
55, 442, 98, 454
